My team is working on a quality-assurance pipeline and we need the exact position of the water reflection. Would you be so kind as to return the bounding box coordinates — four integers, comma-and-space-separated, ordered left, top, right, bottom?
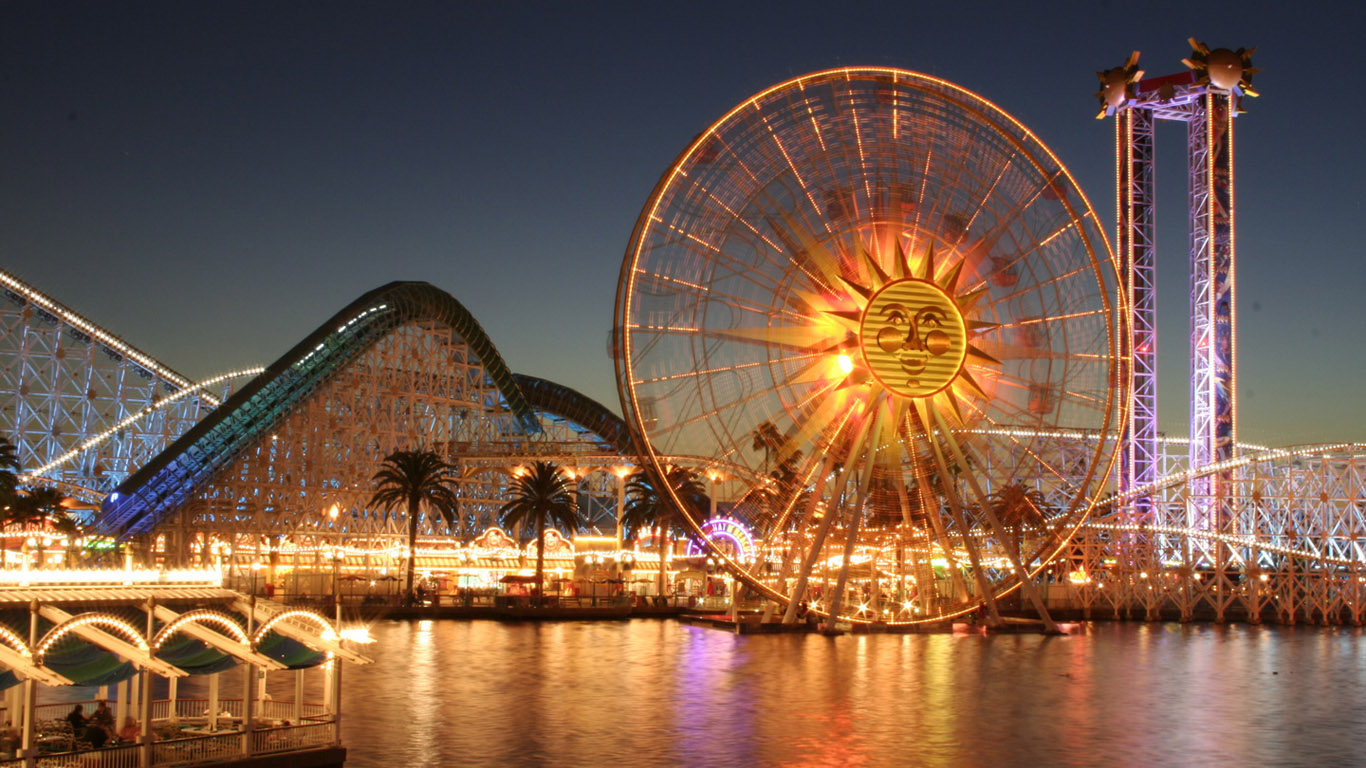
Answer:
197, 620, 1366, 766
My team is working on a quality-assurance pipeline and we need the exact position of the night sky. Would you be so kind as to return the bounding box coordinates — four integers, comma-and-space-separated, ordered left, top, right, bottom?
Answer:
3, 1, 1362, 447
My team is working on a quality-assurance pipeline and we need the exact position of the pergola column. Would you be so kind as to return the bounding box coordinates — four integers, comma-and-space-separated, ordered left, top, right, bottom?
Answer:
293, 669, 305, 723
208, 673, 220, 730
241, 662, 256, 755
19, 602, 37, 767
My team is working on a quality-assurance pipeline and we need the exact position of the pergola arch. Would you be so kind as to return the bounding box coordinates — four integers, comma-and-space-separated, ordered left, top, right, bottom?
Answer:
252, 608, 337, 647
35, 612, 148, 662
0, 624, 31, 657
150, 608, 249, 651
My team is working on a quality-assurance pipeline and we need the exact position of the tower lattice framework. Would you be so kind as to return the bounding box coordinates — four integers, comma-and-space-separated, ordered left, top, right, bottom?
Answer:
1112, 52, 1247, 581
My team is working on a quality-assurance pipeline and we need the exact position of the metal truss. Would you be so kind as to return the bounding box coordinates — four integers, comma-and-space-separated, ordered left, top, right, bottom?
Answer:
1190, 92, 1238, 529
1117, 107, 1158, 525
1065, 444, 1366, 624
0, 268, 222, 501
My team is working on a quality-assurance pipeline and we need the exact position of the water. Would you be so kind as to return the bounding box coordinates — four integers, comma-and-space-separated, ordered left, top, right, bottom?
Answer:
334, 619, 1366, 768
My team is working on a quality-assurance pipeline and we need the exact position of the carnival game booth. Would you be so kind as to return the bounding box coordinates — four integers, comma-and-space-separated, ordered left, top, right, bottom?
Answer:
0, 568, 370, 768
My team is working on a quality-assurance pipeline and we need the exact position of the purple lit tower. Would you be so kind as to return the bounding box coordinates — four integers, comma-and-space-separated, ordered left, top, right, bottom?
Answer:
1097, 41, 1258, 539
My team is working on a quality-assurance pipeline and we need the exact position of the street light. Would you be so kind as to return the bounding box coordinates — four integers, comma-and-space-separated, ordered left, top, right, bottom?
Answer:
326, 503, 341, 607
330, 547, 343, 626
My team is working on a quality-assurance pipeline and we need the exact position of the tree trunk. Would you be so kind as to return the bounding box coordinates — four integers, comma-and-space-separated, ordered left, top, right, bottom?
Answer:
535, 512, 546, 606
405, 492, 419, 605
656, 525, 666, 599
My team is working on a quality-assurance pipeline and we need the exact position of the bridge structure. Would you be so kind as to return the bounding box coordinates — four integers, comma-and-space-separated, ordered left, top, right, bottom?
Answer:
1, 43, 1363, 625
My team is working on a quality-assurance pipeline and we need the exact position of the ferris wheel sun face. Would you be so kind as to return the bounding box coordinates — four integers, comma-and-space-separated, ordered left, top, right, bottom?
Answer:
849, 250, 986, 400
615, 67, 1123, 625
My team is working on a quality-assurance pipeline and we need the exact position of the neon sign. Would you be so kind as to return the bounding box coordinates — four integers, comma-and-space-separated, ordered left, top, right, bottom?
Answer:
686, 517, 756, 562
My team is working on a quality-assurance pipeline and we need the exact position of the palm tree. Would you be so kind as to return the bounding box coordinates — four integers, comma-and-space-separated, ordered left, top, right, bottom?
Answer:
369, 450, 461, 603
0, 435, 18, 497
10, 486, 65, 527
498, 461, 579, 604
620, 466, 707, 598
0, 436, 19, 567
740, 451, 804, 536
7, 486, 73, 567
751, 421, 782, 470
989, 481, 1050, 560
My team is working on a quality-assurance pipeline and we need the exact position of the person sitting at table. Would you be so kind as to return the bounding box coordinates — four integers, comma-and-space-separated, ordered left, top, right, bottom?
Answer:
82, 722, 108, 749
65, 704, 86, 735
90, 700, 114, 733
0, 722, 19, 759
117, 716, 140, 743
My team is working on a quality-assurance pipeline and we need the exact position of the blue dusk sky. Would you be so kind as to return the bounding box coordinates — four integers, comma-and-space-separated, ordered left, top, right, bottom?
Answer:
2, 1, 1362, 447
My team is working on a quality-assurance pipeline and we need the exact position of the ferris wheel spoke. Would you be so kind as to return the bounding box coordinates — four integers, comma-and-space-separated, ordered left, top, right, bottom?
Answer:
633, 266, 805, 323
633, 352, 824, 388
900, 411, 973, 598
639, 232, 796, 303
980, 262, 1095, 312
929, 403, 1061, 631
641, 370, 823, 442
960, 153, 1019, 234
913, 397, 1002, 618
957, 400, 1083, 495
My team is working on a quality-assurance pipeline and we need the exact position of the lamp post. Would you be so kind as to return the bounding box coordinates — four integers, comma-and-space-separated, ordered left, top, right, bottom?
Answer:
326, 503, 341, 610
250, 560, 263, 597
611, 466, 631, 551
330, 547, 343, 627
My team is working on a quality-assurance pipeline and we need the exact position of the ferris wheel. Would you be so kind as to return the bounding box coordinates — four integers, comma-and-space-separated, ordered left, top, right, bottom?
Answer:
615, 68, 1123, 626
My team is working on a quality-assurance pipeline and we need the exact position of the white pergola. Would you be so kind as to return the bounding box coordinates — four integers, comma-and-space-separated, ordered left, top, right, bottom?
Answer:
0, 570, 370, 768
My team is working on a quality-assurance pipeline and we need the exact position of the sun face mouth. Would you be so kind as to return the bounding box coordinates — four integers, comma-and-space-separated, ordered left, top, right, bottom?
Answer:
900, 355, 928, 375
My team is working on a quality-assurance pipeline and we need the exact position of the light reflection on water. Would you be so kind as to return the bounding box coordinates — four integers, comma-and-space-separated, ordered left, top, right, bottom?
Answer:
222, 620, 1366, 766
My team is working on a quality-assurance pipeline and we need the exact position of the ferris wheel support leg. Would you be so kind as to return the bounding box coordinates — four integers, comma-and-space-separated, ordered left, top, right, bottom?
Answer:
918, 466, 972, 606
824, 503, 866, 629
900, 425, 972, 607
916, 401, 1004, 627
824, 407, 885, 628
931, 406, 1061, 634
783, 452, 854, 625
776, 461, 834, 624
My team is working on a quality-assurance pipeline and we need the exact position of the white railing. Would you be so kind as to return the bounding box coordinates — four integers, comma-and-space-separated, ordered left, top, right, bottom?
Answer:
151, 731, 241, 765
1, 696, 336, 767
257, 700, 298, 722
35, 743, 140, 767
250, 722, 334, 754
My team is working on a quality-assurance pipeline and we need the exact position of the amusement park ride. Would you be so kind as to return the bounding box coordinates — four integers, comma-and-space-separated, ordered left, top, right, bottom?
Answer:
4, 41, 1366, 627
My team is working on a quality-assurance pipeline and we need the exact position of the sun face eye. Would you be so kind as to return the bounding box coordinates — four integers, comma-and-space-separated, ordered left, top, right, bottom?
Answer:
917, 307, 946, 328
883, 305, 909, 325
